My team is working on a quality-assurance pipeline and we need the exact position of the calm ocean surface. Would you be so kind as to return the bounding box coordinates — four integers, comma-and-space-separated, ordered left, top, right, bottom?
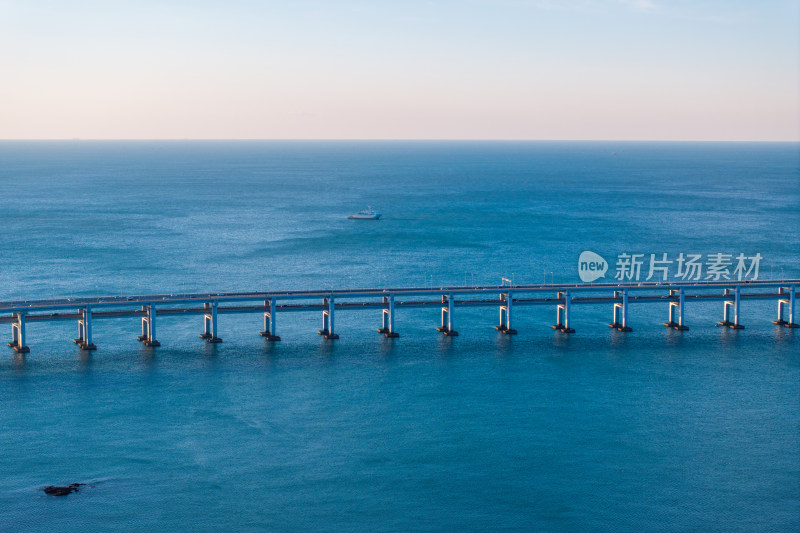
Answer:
0, 141, 798, 532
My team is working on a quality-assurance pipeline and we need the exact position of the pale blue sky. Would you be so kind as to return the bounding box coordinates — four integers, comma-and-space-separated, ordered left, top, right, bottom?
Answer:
1, 0, 797, 140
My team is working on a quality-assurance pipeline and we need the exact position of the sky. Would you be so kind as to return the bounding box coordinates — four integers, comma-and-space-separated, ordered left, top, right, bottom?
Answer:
0, 0, 798, 141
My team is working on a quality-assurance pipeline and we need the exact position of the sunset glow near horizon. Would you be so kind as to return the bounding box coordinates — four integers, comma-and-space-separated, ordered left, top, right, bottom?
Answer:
1, 0, 798, 141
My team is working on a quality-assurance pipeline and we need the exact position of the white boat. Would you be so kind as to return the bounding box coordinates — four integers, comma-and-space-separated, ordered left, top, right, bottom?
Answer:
348, 207, 381, 220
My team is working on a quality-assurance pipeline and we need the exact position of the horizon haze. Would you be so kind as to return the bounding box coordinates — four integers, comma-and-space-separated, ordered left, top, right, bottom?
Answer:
1, 0, 798, 141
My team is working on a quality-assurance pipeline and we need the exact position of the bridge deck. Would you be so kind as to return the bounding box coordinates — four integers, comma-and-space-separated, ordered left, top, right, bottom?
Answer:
1, 279, 797, 351
1, 279, 798, 314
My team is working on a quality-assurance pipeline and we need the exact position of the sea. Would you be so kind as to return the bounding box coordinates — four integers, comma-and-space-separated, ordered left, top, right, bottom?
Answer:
0, 140, 798, 532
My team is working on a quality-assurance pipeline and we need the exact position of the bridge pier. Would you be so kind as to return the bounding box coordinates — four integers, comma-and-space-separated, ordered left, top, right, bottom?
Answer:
74, 308, 97, 350
774, 285, 798, 328
553, 290, 575, 333
318, 297, 339, 339
138, 305, 161, 346
200, 302, 222, 343
8, 312, 30, 353
378, 295, 399, 337
610, 289, 633, 331
718, 287, 744, 329
259, 299, 281, 340
664, 288, 689, 330
437, 294, 458, 336
495, 292, 517, 334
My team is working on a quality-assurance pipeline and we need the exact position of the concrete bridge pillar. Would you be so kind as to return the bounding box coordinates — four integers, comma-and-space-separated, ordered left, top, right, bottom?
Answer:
260, 298, 281, 340
437, 294, 458, 336
610, 289, 633, 332
774, 285, 799, 328
719, 287, 744, 329
201, 301, 222, 343
318, 297, 339, 339
496, 292, 517, 334
378, 295, 399, 337
9, 312, 30, 353
665, 288, 689, 330
553, 291, 575, 333
138, 305, 161, 346
75, 307, 97, 350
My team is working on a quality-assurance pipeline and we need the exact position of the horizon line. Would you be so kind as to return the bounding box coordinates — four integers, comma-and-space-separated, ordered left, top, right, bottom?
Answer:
1, 138, 798, 143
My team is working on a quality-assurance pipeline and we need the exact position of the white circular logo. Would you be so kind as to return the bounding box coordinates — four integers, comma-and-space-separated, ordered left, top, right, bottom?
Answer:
578, 251, 608, 282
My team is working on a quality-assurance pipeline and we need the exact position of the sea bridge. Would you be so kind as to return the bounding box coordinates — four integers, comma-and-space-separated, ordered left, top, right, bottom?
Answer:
1, 279, 797, 353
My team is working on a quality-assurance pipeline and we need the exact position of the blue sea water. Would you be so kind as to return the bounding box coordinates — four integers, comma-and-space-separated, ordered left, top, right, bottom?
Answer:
0, 141, 798, 532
